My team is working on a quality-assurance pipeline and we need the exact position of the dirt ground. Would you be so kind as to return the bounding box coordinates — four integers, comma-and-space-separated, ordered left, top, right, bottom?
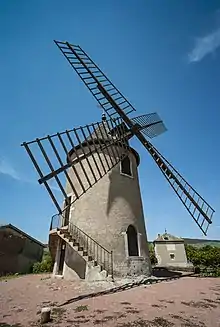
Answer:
0, 274, 220, 326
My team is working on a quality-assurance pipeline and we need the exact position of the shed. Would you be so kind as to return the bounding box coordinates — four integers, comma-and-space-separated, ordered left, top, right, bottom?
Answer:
153, 231, 189, 268
0, 224, 45, 276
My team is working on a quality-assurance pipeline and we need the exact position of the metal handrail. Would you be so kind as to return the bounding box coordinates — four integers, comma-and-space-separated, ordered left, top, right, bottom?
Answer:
69, 221, 111, 254
50, 214, 113, 278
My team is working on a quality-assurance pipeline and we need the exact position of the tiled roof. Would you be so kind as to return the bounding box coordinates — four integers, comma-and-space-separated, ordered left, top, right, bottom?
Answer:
154, 232, 184, 242
0, 224, 45, 247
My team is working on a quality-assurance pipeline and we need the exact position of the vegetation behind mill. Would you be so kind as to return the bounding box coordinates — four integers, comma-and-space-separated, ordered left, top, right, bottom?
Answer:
148, 239, 220, 248
32, 249, 54, 273
149, 242, 220, 277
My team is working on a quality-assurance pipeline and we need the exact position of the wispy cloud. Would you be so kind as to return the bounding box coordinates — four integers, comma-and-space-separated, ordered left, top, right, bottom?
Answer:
0, 157, 60, 192
188, 27, 220, 63
0, 158, 20, 180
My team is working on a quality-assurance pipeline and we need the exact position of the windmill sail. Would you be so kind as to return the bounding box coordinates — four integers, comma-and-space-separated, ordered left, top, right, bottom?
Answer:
131, 113, 167, 139
55, 40, 215, 235
54, 40, 136, 119
144, 141, 214, 235
98, 83, 214, 235
21, 118, 130, 214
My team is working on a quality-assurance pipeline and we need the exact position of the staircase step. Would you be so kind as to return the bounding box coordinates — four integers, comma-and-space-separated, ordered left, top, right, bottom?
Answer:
62, 234, 71, 242
61, 230, 69, 235
82, 255, 89, 261
56, 224, 112, 278
60, 232, 69, 238
100, 270, 107, 279
96, 264, 101, 273
78, 250, 84, 256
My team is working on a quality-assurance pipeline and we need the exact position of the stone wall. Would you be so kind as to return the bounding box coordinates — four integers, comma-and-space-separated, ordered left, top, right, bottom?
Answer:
0, 227, 44, 276
155, 242, 188, 268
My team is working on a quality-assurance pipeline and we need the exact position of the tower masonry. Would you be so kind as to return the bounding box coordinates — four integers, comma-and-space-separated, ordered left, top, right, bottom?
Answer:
64, 123, 151, 278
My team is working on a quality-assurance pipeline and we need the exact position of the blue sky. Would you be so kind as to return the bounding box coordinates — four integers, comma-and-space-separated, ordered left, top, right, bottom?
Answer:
0, 0, 219, 243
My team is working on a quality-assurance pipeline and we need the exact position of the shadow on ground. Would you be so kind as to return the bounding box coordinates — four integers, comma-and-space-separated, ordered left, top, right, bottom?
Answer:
0, 323, 22, 327
152, 267, 183, 278
58, 270, 184, 308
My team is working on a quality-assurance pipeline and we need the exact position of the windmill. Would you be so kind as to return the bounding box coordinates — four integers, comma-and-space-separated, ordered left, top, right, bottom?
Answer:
22, 40, 215, 280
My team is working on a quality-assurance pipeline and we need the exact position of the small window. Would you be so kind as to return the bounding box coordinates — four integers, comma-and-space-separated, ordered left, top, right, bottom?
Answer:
170, 253, 175, 260
120, 156, 132, 177
164, 237, 169, 240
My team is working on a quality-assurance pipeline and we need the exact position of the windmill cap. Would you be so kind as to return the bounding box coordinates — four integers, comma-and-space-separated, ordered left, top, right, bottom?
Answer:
67, 138, 140, 166
67, 121, 139, 165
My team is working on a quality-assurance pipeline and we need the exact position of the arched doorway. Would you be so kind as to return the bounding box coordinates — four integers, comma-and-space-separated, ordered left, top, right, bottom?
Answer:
127, 225, 139, 256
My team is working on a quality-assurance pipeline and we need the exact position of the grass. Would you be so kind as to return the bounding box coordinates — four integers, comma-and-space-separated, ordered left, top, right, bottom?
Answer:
52, 307, 66, 316
151, 304, 167, 308
181, 300, 217, 309
74, 305, 88, 313
0, 324, 22, 327
94, 316, 115, 325
115, 317, 174, 326
0, 274, 21, 282
125, 308, 140, 314
94, 309, 106, 314
170, 314, 205, 327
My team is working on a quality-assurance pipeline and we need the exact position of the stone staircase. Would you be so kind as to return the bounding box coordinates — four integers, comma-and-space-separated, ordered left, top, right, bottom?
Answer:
58, 228, 111, 280
50, 215, 113, 281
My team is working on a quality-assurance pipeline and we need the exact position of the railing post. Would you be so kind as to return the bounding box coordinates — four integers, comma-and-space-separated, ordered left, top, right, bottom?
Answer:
111, 251, 114, 280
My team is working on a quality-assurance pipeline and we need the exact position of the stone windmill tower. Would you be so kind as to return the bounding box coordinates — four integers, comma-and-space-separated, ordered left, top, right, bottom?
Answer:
22, 40, 215, 281
64, 115, 150, 279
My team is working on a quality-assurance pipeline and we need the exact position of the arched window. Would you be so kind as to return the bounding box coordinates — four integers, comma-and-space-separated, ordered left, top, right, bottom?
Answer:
120, 156, 132, 177
127, 225, 139, 256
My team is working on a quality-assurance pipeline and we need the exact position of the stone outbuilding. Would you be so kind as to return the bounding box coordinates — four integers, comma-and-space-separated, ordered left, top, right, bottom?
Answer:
153, 231, 189, 268
0, 223, 45, 276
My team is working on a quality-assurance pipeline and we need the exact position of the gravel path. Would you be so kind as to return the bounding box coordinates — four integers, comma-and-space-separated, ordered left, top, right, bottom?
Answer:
0, 274, 220, 326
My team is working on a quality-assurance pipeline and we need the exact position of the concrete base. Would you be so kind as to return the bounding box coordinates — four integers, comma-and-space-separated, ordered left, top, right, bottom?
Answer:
85, 263, 107, 282
114, 256, 152, 277
155, 263, 194, 272
51, 233, 151, 282
156, 262, 194, 269
53, 274, 64, 279
52, 239, 109, 282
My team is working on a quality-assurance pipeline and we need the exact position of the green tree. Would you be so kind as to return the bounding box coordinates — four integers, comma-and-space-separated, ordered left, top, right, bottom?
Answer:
185, 244, 220, 268
148, 243, 157, 265
32, 251, 54, 273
